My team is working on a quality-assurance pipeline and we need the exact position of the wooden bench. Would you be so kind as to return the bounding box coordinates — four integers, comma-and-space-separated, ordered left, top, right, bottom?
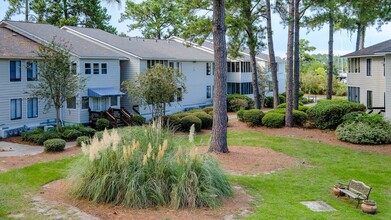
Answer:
339, 180, 372, 207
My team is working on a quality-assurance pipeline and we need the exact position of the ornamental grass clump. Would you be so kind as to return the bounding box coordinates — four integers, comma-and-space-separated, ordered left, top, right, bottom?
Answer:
69, 126, 232, 209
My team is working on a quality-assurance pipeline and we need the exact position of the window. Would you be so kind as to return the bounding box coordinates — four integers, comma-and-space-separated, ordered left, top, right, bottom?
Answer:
67, 97, 76, 109
85, 63, 91, 74
240, 62, 251, 72
206, 63, 211, 75
81, 96, 89, 109
366, 59, 372, 76
71, 62, 77, 74
212, 63, 215, 75
10, 61, 21, 81
227, 82, 240, 94
147, 60, 169, 69
10, 98, 22, 120
349, 58, 360, 73
110, 96, 118, 106
206, 85, 211, 99
27, 98, 38, 118
93, 63, 99, 74
367, 90, 373, 108
348, 86, 360, 102
101, 63, 107, 74
241, 82, 253, 95
177, 88, 183, 102
27, 62, 38, 81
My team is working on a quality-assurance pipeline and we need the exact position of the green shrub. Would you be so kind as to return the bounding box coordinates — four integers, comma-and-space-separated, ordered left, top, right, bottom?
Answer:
96, 118, 110, 131
131, 115, 146, 126
292, 110, 308, 126
298, 105, 310, 113
336, 121, 391, 144
277, 102, 304, 109
229, 99, 248, 112
192, 112, 213, 129
173, 112, 191, 119
307, 100, 366, 130
262, 113, 285, 128
32, 131, 61, 145
94, 131, 104, 140
227, 94, 254, 111
21, 128, 44, 142
264, 95, 286, 108
76, 136, 90, 146
70, 127, 232, 209
236, 109, 245, 122
78, 127, 96, 137
44, 138, 66, 152
62, 129, 82, 140
180, 115, 202, 132
242, 109, 264, 127
202, 107, 213, 114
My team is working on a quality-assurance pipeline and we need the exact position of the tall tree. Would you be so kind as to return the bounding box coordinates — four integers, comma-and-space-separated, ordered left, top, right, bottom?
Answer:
27, 38, 86, 129
265, 0, 279, 109
293, 0, 300, 110
209, 0, 228, 153
285, 0, 294, 127
226, 0, 264, 109
4, 0, 30, 21
120, 0, 185, 39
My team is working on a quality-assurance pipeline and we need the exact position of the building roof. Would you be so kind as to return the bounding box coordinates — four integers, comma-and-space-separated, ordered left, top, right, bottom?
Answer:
0, 26, 39, 59
0, 21, 127, 59
342, 39, 391, 57
62, 26, 215, 61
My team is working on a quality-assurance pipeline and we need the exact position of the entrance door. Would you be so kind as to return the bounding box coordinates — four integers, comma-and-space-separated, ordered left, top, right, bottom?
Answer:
91, 97, 110, 111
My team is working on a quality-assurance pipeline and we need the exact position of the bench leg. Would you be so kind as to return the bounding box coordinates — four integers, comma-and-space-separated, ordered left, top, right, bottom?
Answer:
356, 199, 361, 208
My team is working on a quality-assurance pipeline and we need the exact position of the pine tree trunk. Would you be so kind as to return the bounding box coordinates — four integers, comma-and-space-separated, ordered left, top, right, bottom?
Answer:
293, 0, 300, 110
266, 0, 279, 109
355, 23, 361, 51
359, 26, 365, 50
56, 107, 60, 130
209, 0, 228, 153
285, 0, 294, 127
327, 12, 334, 100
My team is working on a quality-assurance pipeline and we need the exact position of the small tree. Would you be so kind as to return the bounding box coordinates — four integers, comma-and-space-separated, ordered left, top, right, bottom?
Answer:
122, 64, 186, 119
27, 38, 86, 129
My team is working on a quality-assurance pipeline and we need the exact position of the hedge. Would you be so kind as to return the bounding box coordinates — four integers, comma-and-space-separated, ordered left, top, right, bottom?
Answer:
180, 115, 202, 132
227, 94, 254, 112
192, 112, 213, 129
96, 118, 110, 131
262, 113, 285, 128
131, 115, 146, 126
76, 136, 90, 146
242, 109, 264, 127
62, 129, 82, 140
44, 138, 66, 152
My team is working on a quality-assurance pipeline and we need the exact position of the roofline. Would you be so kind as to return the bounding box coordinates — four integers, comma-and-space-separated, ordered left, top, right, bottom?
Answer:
62, 26, 143, 59
342, 54, 386, 58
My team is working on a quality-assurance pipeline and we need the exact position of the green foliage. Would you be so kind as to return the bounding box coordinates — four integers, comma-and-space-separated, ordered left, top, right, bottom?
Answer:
96, 118, 110, 131
173, 112, 191, 119
76, 136, 90, 147
262, 113, 285, 128
180, 115, 202, 132
131, 115, 146, 126
307, 100, 366, 130
298, 105, 310, 113
122, 64, 186, 118
264, 95, 286, 108
43, 138, 66, 152
227, 94, 254, 112
202, 107, 213, 114
242, 109, 265, 127
292, 110, 308, 127
229, 99, 249, 112
277, 102, 303, 109
61, 129, 82, 140
161, 115, 182, 130
69, 127, 232, 209
336, 121, 391, 145
236, 109, 245, 122
78, 127, 96, 137
192, 112, 213, 129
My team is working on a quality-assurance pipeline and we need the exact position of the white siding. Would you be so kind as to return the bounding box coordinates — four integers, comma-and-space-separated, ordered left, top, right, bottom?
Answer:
386, 55, 391, 119
0, 59, 57, 137
347, 56, 385, 108
120, 57, 141, 114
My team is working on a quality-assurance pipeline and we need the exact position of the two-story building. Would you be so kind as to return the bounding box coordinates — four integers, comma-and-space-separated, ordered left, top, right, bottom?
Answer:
343, 39, 391, 118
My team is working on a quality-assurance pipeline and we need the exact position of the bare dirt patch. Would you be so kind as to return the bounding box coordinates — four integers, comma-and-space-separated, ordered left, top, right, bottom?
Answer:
229, 119, 391, 156
0, 147, 80, 173
38, 179, 253, 220
198, 146, 299, 175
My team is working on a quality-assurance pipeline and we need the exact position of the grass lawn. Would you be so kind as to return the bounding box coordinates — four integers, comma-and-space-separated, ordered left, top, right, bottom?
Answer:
1, 130, 390, 219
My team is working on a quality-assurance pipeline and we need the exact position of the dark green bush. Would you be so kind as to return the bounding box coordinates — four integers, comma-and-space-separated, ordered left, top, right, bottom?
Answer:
336, 121, 391, 144
131, 115, 146, 126
162, 115, 181, 129
78, 127, 96, 137
202, 107, 213, 114
96, 118, 110, 131
21, 128, 44, 142
180, 115, 202, 132
76, 136, 90, 146
32, 131, 61, 145
62, 129, 82, 140
307, 100, 366, 130
264, 95, 286, 108
192, 112, 213, 129
277, 102, 304, 109
229, 99, 249, 112
173, 112, 191, 119
292, 110, 308, 126
298, 105, 310, 113
227, 94, 254, 112
242, 109, 264, 127
262, 113, 285, 128
94, 131, 104, 140
44, 138, 66, 152
237, 109, 245, 122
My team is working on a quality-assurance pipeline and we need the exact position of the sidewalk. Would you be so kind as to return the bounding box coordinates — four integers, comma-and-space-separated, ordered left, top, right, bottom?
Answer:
0, 141, 76, 157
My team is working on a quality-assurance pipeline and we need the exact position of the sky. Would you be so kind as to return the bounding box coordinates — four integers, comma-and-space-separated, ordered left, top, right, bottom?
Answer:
2, 1, 391, 58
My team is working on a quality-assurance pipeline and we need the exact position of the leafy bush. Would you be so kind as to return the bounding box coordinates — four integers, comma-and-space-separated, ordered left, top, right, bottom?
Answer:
242, 109, 264, 127
131, 115, 146, 126
307, 100, 366, 130
31, 131, 61, 145
292, 110, 308, 126
70, 127, 232, 209
44, 138, 66, 152
76, 136, 90, 146
229, 99, 249, 112
202, 107, 213, 114
180, 115, 202, 132
227, 94, 254, 112
264, 95, 286, 108
298, 105, 310, 113
96, 118, 110, 131
62, 129, 82, 140
192, 112, 213, 129
336, 121, 391, 144
262, 113, 285, 128
78, 127, 96, 137
173, 112, 191, 119
236, 109, 245, 122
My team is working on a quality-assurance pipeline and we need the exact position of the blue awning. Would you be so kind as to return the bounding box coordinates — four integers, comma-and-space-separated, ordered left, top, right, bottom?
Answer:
88, 87, 124, 97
